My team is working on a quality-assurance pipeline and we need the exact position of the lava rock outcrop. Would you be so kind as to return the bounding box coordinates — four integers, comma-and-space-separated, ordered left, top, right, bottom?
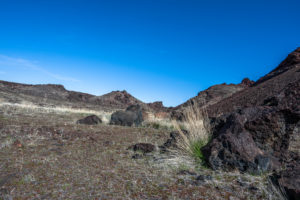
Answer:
110, 104, 143, 126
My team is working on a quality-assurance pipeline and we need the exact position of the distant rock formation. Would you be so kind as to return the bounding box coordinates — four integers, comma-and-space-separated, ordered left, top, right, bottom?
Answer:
240, 78, 254, 87
0, 81, 168, 112
171, 78, 253, 120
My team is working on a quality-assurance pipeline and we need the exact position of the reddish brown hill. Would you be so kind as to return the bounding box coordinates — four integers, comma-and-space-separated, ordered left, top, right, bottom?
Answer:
207, 47, 300, 117
254, 47, 300, 86
97, 90, 144, 108
0, 81, 146, 111
171, 78, 253, 119
176, 82, 248, 109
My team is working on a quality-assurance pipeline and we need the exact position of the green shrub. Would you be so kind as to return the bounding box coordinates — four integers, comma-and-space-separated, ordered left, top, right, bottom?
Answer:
189, 139, 206, 161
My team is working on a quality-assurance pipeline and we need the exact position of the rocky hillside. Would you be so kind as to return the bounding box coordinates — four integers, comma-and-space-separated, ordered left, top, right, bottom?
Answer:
201, 47, 300, 200
171, 78, 254, 120
207, 47, 300, 117
172, 48, 300, 119
0, 80, 168, 113
168, 47, 300, 200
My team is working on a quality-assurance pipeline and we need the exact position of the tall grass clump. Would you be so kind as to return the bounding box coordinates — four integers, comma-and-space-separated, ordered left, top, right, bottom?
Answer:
173, 101, 211, 164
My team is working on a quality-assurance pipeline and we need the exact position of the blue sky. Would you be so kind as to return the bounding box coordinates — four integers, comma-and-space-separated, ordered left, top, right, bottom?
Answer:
0, 0, 299, 106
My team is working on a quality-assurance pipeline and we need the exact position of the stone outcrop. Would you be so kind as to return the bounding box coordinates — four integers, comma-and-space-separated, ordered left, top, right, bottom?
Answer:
110, 105, 143, 126
171, 79, 252, 120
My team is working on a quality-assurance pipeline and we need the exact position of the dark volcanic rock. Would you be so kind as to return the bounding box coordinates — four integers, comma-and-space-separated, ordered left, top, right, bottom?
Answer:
202, 107, 270, 172
203, 78, 300, 171
159, 130, 189, 152
161, 131, 179, 148
202, 104, 299, 173
271, 155, 300, 200
128, 143, 155, 153
278, 167, 300, 200
241, 78, 254, 87
76, 115, 102, 125
202, 75, 300, 196
131, 153, 144, 159
146, 101, 168, 112
110, 104, 143, 126
201, 49, 300, 189
126, 104, 142, 113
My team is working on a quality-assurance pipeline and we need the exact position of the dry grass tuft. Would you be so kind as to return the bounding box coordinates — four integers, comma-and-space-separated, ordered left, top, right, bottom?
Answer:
172, 101, 211, 163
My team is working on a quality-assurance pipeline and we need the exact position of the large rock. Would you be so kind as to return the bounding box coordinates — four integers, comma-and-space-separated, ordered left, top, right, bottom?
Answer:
201, 79, 300, 199
76, 115, 102, 125
110, 104, 143, 126
202, 79, 300, 173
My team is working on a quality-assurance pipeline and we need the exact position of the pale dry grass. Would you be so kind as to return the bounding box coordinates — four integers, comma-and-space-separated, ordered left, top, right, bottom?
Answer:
172, 101, 211, 158
0, 101, 113, 124
142, 112, 175, 130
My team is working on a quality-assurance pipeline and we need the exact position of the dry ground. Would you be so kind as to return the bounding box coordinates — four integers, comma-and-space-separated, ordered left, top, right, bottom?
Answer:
0, 103, 283, 200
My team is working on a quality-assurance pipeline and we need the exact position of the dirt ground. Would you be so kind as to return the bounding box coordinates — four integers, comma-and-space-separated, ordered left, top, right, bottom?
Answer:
0, 103, 283, 200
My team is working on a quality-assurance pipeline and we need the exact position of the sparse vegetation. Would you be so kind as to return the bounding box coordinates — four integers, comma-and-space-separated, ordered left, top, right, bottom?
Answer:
173, 101, 211, 165
141, 113, 176, 131
189, 139, 206, 162
142, 121, 175, 130
0, 96, 285, 199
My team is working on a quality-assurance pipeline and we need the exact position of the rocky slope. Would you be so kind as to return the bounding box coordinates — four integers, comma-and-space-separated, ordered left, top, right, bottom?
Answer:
0, 80, 166, 113
171, 78, 253, 120
201, 47, 300, 200
207, 47, 300, 117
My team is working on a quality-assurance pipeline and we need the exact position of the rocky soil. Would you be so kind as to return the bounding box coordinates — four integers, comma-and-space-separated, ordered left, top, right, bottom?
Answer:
0, 103, 282, 199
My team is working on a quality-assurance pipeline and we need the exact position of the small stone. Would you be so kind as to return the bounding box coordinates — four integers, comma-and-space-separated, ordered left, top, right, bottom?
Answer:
128, 143, 155, 153
132, 154, 143, 159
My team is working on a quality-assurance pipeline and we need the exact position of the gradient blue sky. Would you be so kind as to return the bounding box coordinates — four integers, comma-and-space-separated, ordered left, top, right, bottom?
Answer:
0, 0, 299, 106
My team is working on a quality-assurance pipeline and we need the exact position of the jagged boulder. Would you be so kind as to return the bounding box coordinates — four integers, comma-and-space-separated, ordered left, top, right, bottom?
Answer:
76, 115, 102, 125
202, 79, 300, 173
110, 104, 143, 126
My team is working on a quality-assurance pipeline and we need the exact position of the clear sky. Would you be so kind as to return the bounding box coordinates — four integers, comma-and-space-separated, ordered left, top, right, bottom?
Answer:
0, 0, 299, 106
